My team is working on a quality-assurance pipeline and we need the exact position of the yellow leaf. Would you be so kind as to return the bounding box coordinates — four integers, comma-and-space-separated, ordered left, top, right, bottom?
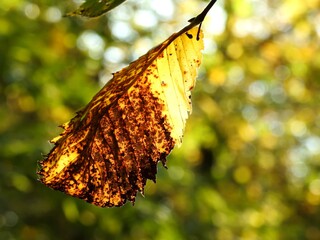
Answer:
38, 27, 204, 207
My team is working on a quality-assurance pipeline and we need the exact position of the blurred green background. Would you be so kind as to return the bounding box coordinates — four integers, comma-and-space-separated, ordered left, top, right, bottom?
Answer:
1, 0, 320, 239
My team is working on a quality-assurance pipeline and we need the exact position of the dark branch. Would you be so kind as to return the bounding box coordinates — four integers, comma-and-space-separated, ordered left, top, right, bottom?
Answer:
179, 0, 218, 40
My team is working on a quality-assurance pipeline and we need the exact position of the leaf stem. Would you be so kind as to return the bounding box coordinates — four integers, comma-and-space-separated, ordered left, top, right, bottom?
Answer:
191, 0, 217, 27
178, 0, 218, 40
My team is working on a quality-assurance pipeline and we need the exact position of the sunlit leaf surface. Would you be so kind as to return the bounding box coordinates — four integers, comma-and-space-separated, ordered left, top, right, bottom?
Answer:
38, 27, 204, 207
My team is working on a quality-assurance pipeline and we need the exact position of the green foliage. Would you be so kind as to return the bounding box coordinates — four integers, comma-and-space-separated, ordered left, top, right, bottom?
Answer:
67, 0, 127, 17
1, 0, 320, 239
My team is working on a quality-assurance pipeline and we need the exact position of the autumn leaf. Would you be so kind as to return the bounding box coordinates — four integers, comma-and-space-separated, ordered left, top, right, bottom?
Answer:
66, 0, 127, 17
38, 25, 204, 207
